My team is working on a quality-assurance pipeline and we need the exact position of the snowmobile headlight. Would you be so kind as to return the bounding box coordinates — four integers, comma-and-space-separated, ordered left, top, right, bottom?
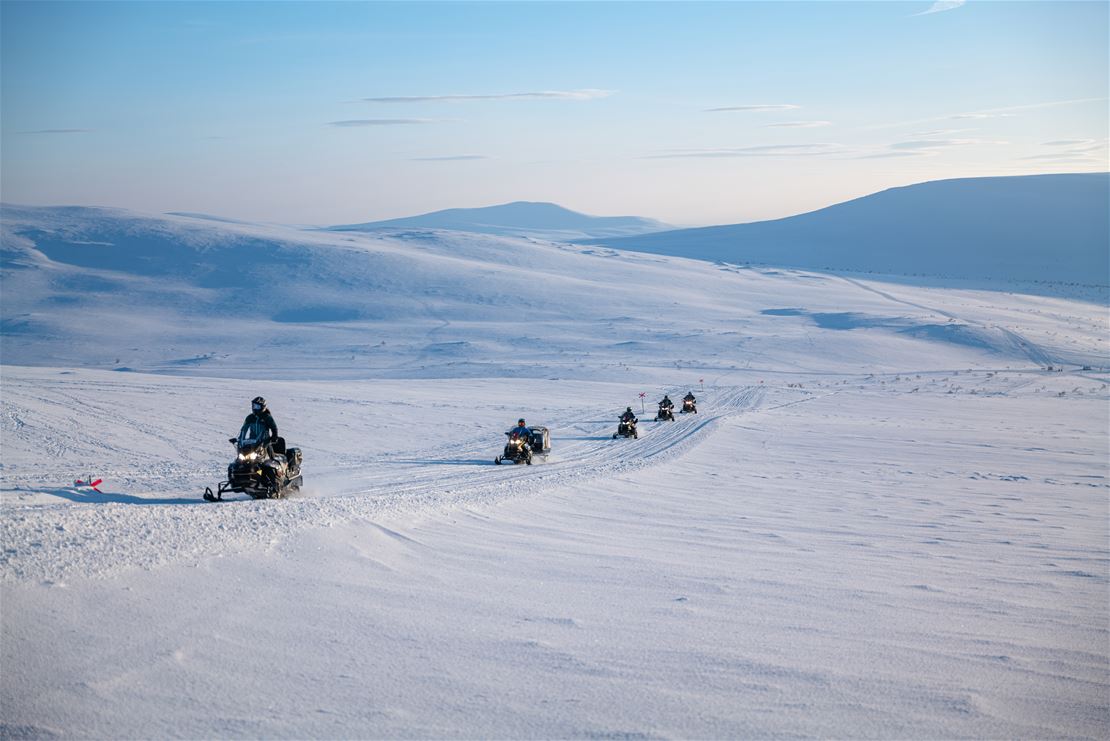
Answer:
238, 451, 259, 461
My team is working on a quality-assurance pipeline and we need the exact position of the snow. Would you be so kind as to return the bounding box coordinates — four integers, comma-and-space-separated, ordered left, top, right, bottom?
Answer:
595, 173, 1110, 289
2, 203, 1108, 737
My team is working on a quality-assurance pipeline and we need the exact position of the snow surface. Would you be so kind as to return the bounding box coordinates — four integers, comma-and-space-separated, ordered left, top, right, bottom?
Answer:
1, 205, 1108, 738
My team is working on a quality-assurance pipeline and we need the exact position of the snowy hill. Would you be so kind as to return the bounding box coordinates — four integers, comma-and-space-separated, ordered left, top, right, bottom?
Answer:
3, 203, 1106, 377
593, 173, 1110, 286
328, 200, 672, 240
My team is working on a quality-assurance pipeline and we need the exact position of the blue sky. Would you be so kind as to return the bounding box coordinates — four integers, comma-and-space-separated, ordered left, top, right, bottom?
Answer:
2, 1, 1107, 225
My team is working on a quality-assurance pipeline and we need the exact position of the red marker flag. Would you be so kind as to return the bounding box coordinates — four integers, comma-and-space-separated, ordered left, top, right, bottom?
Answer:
74, 477, 104, 493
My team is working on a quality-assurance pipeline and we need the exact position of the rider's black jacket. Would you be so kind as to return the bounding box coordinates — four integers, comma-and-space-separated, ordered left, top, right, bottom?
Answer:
242, 410, 278, 442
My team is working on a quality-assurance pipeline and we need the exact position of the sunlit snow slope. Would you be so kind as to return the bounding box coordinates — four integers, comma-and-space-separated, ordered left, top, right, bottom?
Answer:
2, 204, 1106, 378
2, 202, 1108, 739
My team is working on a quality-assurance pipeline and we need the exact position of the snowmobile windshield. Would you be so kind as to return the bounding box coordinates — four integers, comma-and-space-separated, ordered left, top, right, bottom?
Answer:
238, 419, 270, 447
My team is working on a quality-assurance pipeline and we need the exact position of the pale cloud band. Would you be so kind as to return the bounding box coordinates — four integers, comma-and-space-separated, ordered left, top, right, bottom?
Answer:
1024, 138, 1108, 164
891, 138, 996, 150
764, 121, 832, 128
410, 155, 489, 161
648, 143, 843, 158
705, 104, 801, 112
860, 138, 1007, 158
913, 1, 966, 16
872, 97, 1108, 131
364, 89, 613, 103
329, 119, 436, 126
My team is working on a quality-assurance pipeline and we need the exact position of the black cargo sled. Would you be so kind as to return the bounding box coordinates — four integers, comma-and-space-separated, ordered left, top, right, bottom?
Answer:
204, 430, 303, 501
495, 426, 551, 465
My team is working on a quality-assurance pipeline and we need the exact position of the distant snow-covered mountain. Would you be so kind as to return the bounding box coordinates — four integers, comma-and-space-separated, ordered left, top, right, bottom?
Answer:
592, 173, 1110, 285
327, 201, 672, 240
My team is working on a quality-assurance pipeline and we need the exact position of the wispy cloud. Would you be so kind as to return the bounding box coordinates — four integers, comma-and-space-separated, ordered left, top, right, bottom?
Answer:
764, 121, 832, 128
328, 119, 437, 127
647, 143, 843, 159
1021, 152, 1098, 162
705, 104, 801, 113
859, 138, 1007, 158
1042, 139, 1102, 149
951, 112, 1015, 120
409, 154, 489, 161
17, 128, 91, 134
913, 128, 975, 136
870, 97, 1108, 131
891, 138, 997, 150
1023, 138, 1108, 164
364, 89, 613, 103
913, 1, 966, 16
857, 151, 934, 160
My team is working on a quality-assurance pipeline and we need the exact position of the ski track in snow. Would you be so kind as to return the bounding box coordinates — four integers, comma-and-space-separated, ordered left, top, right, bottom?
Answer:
0, 385, 765, 583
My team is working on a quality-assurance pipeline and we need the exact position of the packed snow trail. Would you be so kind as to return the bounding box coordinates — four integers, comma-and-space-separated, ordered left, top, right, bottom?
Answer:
314, 385, 762, 502
0, 384, 765, 583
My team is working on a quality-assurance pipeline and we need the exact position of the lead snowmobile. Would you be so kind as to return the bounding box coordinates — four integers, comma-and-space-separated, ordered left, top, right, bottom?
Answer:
613, 409, 639, 439
495, 425, 551, 465
204, 425, 303, 501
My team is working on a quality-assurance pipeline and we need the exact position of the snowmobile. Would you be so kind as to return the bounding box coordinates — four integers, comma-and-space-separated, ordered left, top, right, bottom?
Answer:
204, 429, 303, 502
613, 418, 639, 439
681, 398, 698, 414
495, 426, 550, 465
654, 403, 675, 422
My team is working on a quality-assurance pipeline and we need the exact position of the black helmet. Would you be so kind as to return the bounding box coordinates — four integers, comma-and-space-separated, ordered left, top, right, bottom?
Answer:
517, 418, 526, 425
252, 396, 266, 412
626, 406, 632, 412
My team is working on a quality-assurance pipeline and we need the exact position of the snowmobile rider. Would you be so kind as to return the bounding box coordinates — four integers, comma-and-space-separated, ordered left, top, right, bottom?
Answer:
235, 396, 279, 453
620, 407, 638, 425
684, 391, 696, 404
659, 395, 674, 411
509, 418, 532, 447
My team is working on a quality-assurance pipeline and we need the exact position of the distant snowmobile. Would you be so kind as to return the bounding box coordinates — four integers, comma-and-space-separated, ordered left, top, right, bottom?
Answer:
655, 401, 675, 422
495, 426, 551, 465
204, 427, 302, 501
681, 396, 697, 414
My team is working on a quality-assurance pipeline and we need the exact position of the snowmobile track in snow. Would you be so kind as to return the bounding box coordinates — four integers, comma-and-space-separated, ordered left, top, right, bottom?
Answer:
319, 385, 763, 501
0, 385, 766, 583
